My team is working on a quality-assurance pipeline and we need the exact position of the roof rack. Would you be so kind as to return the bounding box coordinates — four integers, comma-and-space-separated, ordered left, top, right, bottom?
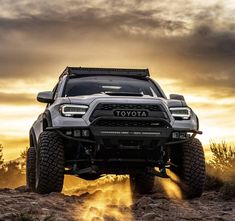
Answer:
59, 67, 150, 79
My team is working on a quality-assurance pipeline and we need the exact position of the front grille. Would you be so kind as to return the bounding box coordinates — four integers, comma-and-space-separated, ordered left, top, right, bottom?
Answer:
99, 103, 162, 111
94, 119, 168, 128
89, 102, 169, 122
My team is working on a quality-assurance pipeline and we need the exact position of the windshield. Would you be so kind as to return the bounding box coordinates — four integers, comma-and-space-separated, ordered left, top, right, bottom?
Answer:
63, 76, 161, 97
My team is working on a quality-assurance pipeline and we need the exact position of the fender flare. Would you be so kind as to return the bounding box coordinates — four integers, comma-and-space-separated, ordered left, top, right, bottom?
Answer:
29, 128, 37, 147
196, 115, 200, 130
42, 110, 52, 130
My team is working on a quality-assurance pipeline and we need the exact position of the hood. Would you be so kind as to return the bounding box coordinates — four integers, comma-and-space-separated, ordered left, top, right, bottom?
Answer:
53, 95, 186, 109
65, 94, 165, 105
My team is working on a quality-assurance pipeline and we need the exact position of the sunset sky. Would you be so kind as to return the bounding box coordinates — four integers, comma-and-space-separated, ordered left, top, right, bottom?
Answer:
0, 0, 235, 160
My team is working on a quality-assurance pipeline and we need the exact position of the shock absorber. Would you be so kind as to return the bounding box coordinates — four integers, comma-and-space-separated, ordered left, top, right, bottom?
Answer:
159, 145, 167, 175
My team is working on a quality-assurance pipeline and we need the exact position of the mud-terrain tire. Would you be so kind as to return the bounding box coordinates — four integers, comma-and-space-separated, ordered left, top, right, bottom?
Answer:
130, 172, 155, 194
35, 131, 64, 194
170, 138, 205, 199
26, 147, 36, 191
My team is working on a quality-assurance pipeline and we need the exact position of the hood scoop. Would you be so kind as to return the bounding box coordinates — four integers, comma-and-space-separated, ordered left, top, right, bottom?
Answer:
104, 91, 143, 97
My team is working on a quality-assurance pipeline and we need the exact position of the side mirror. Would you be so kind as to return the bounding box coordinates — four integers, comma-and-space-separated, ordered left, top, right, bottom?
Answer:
37, 91, 54, 103
169, 94, 185, 101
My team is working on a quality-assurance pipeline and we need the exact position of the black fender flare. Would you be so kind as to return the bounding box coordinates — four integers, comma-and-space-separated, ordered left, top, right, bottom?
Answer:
29, 127, 37, 147
42, 110, 52, 130
196, 115, 200, 130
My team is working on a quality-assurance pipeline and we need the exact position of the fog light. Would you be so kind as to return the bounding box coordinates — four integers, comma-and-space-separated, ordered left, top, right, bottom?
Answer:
74, 130, 81, 137
65, 131, 72, 136
82, 130, 90, 137
172, 132, 180, 139
179, 132, 186, 139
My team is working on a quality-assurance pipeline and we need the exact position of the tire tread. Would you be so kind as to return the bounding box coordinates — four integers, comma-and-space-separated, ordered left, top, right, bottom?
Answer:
36, 131, 64, 194
26, 147, 36, 191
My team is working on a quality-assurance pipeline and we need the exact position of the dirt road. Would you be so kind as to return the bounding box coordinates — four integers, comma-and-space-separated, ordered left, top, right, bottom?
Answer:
0, 179, 234, 221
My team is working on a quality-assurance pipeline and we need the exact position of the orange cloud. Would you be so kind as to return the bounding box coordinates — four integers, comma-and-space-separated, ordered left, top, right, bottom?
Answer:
0, 0, 235, 160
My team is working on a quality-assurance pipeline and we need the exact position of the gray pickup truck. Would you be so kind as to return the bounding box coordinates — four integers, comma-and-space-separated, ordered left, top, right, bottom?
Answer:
27, 67, 205, 198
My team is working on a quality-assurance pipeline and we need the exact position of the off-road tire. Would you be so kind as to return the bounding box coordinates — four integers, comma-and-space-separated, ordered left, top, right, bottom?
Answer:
35, 131, 64, 194
26, 147, 36, 191
130, 172, 155, 194
170, 138, 205, 199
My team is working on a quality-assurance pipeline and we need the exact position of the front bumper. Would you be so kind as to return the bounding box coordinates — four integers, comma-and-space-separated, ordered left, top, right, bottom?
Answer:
46, 123, 202, 146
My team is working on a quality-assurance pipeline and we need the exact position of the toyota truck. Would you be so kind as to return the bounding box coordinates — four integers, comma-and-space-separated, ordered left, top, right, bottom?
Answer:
26, 67, 205, 198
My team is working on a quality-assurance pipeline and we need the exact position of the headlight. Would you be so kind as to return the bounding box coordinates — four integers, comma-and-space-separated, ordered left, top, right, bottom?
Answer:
169, 107, 191, 120
60, 104, 88, 117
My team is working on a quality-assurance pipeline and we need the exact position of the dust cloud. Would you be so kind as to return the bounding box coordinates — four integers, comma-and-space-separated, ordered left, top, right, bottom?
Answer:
157, 170, 182, 200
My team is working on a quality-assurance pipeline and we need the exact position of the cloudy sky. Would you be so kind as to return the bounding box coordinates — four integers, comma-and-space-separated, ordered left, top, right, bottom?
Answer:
0, 0, 235, 160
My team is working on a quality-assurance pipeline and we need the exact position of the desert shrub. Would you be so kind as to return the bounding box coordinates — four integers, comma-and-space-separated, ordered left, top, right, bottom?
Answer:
0, 144, 26, 188
20, 148, 27, 172
0, 160, 25, 188
209, 141, 235, 172
0, 144, 5, 177
205, 142, 235, 198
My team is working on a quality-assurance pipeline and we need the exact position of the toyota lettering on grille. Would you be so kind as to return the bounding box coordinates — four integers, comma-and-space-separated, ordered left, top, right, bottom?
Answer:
114, 110, 148, 117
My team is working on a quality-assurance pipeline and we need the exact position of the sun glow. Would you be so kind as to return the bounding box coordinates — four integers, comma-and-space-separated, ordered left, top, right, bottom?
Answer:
73, 176, 133, 221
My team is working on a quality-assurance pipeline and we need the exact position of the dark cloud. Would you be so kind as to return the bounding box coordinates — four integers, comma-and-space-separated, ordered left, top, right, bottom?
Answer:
0, 0, 234, 98
0, 3, 187, 78
187, 25, 235, 57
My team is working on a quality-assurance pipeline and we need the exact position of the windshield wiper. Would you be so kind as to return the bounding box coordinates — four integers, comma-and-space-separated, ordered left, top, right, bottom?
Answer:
104, 91, 143, 96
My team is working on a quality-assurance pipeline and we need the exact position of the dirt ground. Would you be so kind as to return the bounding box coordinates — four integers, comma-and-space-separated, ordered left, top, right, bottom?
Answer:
0, 179, 234, 221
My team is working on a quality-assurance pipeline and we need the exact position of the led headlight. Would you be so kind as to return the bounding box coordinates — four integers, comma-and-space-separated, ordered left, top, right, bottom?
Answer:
60, 104, 88, 117
169, 107, 191, 120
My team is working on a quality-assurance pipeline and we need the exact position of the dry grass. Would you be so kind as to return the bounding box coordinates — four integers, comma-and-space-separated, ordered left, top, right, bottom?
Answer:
205, 142, 235, 199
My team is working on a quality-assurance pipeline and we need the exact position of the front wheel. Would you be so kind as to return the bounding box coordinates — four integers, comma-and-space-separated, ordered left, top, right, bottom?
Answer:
35, 131, 64, 194
170, 138, 206, 199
